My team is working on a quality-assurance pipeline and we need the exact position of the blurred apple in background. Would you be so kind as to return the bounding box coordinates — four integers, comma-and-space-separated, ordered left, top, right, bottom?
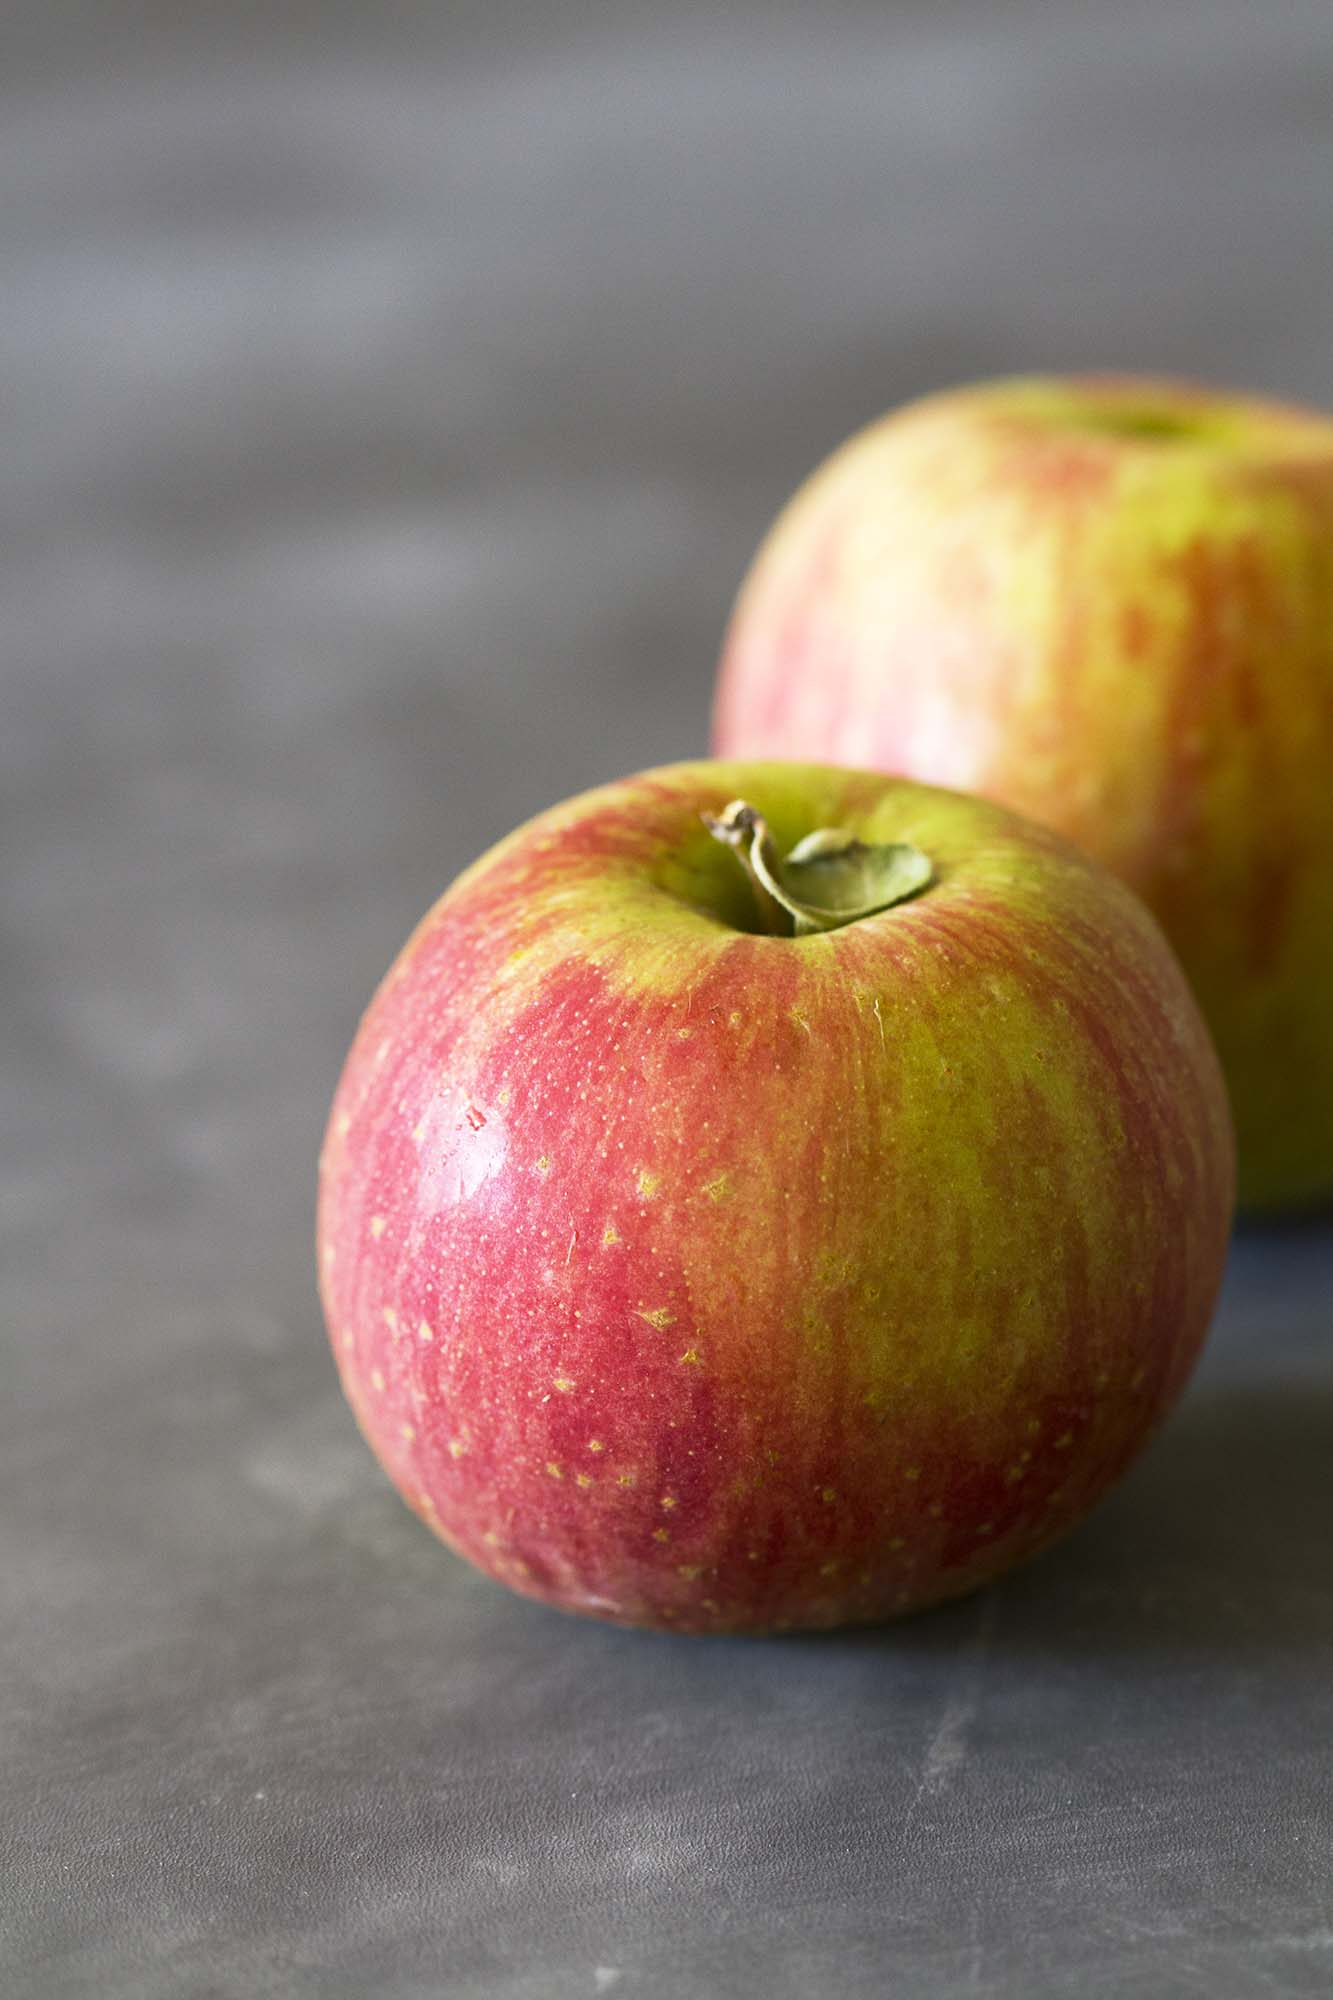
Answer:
318, 760, 1233, 1634
712, 376, 1333, 1211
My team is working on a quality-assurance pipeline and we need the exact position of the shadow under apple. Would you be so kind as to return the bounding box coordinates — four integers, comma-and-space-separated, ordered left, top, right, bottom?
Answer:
826, 1365, 1333, 1670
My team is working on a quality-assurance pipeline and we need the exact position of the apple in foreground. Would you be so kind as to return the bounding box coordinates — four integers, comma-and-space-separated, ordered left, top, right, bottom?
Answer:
317, 759, 1233, 1634
712, 375, 1333, 1211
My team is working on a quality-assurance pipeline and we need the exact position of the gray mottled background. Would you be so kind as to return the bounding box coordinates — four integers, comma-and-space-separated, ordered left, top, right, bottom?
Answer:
4, 2, 1333, 1995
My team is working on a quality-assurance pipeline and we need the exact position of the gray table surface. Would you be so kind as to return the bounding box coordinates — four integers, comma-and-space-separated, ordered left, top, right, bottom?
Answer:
5, 2, 1333, 1994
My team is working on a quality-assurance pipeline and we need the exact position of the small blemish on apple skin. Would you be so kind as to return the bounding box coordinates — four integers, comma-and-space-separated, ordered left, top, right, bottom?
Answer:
660, 1494, 678, 1511
652, 1528, 671, 1544
369, 1215, 387, 1240
553, 1375, 576, 1393
382, 1306, 398, 1334
575, 1472, 594, 1489
370, 1369, 386, 1393
635, 1168, 660, 1199
588, 1439, 605, 1453
545, 1461, 563, 1480
615, 1472, 636, 1488
400, 1423, 417, 1444
820, 1487, 837, 1504
448, 1438, 467, 1459
335, 1110, 352, 1139
536, 1155, 551, 1174
417, 1320, 433, 1343
339, 1328, 354, 1352
678, 1348, 703, 1366
677, 1564, 702, 1581
635, 1306, 675, 1331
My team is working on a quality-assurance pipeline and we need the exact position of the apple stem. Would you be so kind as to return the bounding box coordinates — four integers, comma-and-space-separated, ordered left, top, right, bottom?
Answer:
701, 801, 791, 935
704, 798, 935, 938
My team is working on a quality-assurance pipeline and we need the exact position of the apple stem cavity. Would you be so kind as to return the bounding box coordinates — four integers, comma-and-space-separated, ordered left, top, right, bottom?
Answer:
702, 799, 934, 937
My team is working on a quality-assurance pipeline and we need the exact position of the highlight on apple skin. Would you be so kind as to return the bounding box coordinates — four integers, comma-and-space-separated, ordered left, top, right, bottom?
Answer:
317, 760, 1234, 1635
712, 374, 1333, 1212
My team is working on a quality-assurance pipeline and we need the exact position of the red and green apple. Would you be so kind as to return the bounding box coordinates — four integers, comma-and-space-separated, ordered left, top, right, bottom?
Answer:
712, 375, 1333, 1211
317, 759, 1233, 1633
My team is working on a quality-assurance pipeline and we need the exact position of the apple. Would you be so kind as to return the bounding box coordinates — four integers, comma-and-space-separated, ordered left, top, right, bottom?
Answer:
317, 759, 1233, 1633
712, 375, 1333, 1211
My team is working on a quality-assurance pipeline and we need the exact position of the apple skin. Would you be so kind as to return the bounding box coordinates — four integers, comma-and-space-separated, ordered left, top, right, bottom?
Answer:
317, 759, 1233, 1634
712, 375, 1333, 1211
